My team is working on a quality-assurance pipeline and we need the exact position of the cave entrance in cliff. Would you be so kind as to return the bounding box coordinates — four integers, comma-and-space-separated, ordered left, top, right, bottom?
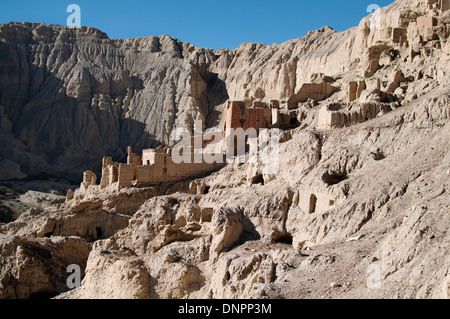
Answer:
309, 194, 317, 214
289, 114, 300, 128
96, 227, 103, 238
250, 174, 264, 185
275, 233, 293, 245
322, 172, 348, 186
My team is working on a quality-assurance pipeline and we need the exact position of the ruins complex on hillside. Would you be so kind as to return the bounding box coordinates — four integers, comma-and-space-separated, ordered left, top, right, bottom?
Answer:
78, 99, 297, 192
77, 70, 416, 192
97, 146, 222, 190
2, 0, 450, 301
76, 1, 446, 192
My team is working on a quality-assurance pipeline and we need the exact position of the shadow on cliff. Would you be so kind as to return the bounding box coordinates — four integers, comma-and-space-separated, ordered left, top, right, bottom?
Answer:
1, 66, 162, 184
201, 71, 229, 128
237, 214, 261, 245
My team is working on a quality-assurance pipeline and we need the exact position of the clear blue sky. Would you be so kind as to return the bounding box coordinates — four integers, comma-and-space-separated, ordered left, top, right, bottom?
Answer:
0, 0, 396, 50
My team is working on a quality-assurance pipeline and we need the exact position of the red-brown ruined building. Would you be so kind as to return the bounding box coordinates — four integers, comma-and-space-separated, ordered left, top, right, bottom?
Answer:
98, 146, 223, 190
80, 99, 290, 191
221, 99, 292, 155
223, 100, 274, 132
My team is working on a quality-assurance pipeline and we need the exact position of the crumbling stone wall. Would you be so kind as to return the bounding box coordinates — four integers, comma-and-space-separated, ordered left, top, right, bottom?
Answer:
294, 190, 337, 216
135, 151, 222, 188
348, 81, 369, 102
96, 146, 224, 190
317, 102, 391, 129
223, 99, 296, 134
83, 170, 97, 186
223, 101, 273, 132
100, 157, 119, 189
127, 146, 142, 166
287, 83, 338, 109
117, 164, 137, 190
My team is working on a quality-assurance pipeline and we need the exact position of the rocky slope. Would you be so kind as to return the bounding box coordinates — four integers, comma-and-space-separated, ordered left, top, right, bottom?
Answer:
0, 0, 449, 299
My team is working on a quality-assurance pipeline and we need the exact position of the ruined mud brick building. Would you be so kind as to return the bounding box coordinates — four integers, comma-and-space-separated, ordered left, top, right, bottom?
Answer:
223, 100, 286, 131
317, 0, 449, 129
93, 100, 286, 191
97, 146, 223, 190
222, 98, 307, 136
78, 99, 289, 192
79, 0, 449, 192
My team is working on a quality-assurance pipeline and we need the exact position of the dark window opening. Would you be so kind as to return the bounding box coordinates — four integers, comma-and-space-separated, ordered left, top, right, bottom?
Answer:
167, 197, 179, 207
371, 149, 385, 161
201, 208, 214, 223
250, 174, 265, 185
224, 271, 231, 283
322, 172, 348, 186
309, 194, 317, 214
96, 227, 103, 238
275, 233, 293, 245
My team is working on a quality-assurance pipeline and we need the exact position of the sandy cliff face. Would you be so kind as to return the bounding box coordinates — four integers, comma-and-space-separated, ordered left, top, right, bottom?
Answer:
0, 0, 449, 299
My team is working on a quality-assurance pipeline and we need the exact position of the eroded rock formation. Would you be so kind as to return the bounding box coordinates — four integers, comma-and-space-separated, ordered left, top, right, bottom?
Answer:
0, 0, 449, 299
